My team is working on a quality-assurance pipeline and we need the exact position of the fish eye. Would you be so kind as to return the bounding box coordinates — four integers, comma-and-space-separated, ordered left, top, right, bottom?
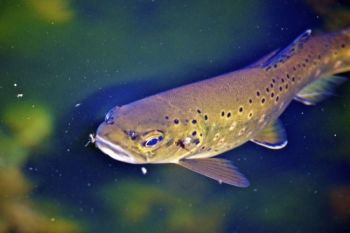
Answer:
145, 137, 159, 147
142, 131, 164, 148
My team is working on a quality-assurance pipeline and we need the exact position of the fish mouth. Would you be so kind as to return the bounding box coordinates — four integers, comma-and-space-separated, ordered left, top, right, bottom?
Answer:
95, 134, 136, 164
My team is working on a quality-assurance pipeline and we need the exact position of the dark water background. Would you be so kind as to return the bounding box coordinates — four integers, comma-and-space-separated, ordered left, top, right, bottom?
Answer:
1, 1, 350, 233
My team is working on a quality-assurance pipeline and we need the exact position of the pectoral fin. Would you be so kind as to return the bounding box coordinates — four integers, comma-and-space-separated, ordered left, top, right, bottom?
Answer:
251, 120, 287, 149
294, 75, 346, 105
178, 158, 250, 187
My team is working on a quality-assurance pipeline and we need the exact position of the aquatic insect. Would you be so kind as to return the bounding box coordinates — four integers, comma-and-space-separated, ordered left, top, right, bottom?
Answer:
94, 28, 350, 187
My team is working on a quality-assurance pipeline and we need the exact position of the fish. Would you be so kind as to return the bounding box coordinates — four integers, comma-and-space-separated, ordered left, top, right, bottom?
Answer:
94, 27, 350, 187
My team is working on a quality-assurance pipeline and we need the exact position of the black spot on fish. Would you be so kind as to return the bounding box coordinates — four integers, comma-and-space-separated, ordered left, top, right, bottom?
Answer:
279, 86, 283, 92
292, 77, 295, 82
197, 109, 201, 114
341, 44, 345, 48
176, 139, 185, 149
192, 119, 197, 124
193, 139, 200, 145
256, 91, 260, 97
249, 99, 253, 104
249, 112, 253, 118
271, 93, 275, 98
204, 115, 208, 121
239, 107, 243, 112
192, 131, 197, 136
266, 88, 270, 93
165, 116, 169, 120
221, 111, 225, 117
227, 112, 231, 118
276, 96, 280, 102
305, 58, 309, 63
270, 83, 274, 88
174, 119, 179, 124
281, 78, 285, 83
293, 66, 297, 71
272, 79, 276, 83
285, 84, 289, 89
286, 74, 290, 79
318, 55, 321, 60
261, 98, 265, 104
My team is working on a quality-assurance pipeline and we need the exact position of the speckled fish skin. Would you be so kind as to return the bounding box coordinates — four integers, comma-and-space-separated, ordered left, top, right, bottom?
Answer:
95, 28, 350, 187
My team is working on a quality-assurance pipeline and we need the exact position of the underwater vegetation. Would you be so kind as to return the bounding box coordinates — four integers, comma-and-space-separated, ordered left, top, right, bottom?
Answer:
307, 0, 350, 30
0, 102, 82, 233
0, 0, 349, 233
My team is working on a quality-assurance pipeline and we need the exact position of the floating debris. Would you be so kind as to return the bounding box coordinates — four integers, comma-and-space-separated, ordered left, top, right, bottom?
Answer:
141, 167, 147, 175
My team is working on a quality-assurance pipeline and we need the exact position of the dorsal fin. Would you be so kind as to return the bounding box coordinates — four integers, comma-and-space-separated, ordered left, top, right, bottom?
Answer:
263, 29, 312, 70
250, 120, 288, 149
178, 158, 250, 187
247, 49, 279, 68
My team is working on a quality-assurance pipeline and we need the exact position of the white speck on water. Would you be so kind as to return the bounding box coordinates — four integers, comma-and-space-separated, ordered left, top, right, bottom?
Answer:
334, 134, 337, 137
13, 83, 17, 87
50, 217, 56, 222
141, 167, 147, 175
75, 103, 81, 107
16, 93, 23, 98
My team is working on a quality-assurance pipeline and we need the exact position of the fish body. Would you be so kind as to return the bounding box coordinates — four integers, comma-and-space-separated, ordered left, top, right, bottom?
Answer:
95, 28, 350, 187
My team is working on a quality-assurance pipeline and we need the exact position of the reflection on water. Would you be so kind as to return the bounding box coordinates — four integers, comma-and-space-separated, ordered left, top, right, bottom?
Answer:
0, 0, 349, 233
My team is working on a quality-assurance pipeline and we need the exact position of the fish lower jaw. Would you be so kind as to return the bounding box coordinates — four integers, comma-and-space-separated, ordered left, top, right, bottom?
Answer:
95, 135, 136, 164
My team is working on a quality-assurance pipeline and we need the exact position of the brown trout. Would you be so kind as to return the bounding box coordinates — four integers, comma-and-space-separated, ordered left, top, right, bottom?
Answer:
94, 28, 350, 187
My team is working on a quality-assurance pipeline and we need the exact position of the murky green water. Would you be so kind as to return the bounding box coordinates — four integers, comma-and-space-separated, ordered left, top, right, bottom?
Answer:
1, 1, 350, 232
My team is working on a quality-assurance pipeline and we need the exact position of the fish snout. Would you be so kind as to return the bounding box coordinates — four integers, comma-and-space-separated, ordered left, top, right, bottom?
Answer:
95, 123, 136, 164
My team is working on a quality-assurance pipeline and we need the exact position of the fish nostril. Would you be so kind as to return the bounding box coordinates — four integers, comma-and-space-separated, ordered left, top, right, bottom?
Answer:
105, 109, 115, 124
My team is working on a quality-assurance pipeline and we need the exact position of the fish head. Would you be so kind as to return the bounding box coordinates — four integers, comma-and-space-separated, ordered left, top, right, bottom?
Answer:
95, 97, 204, 164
